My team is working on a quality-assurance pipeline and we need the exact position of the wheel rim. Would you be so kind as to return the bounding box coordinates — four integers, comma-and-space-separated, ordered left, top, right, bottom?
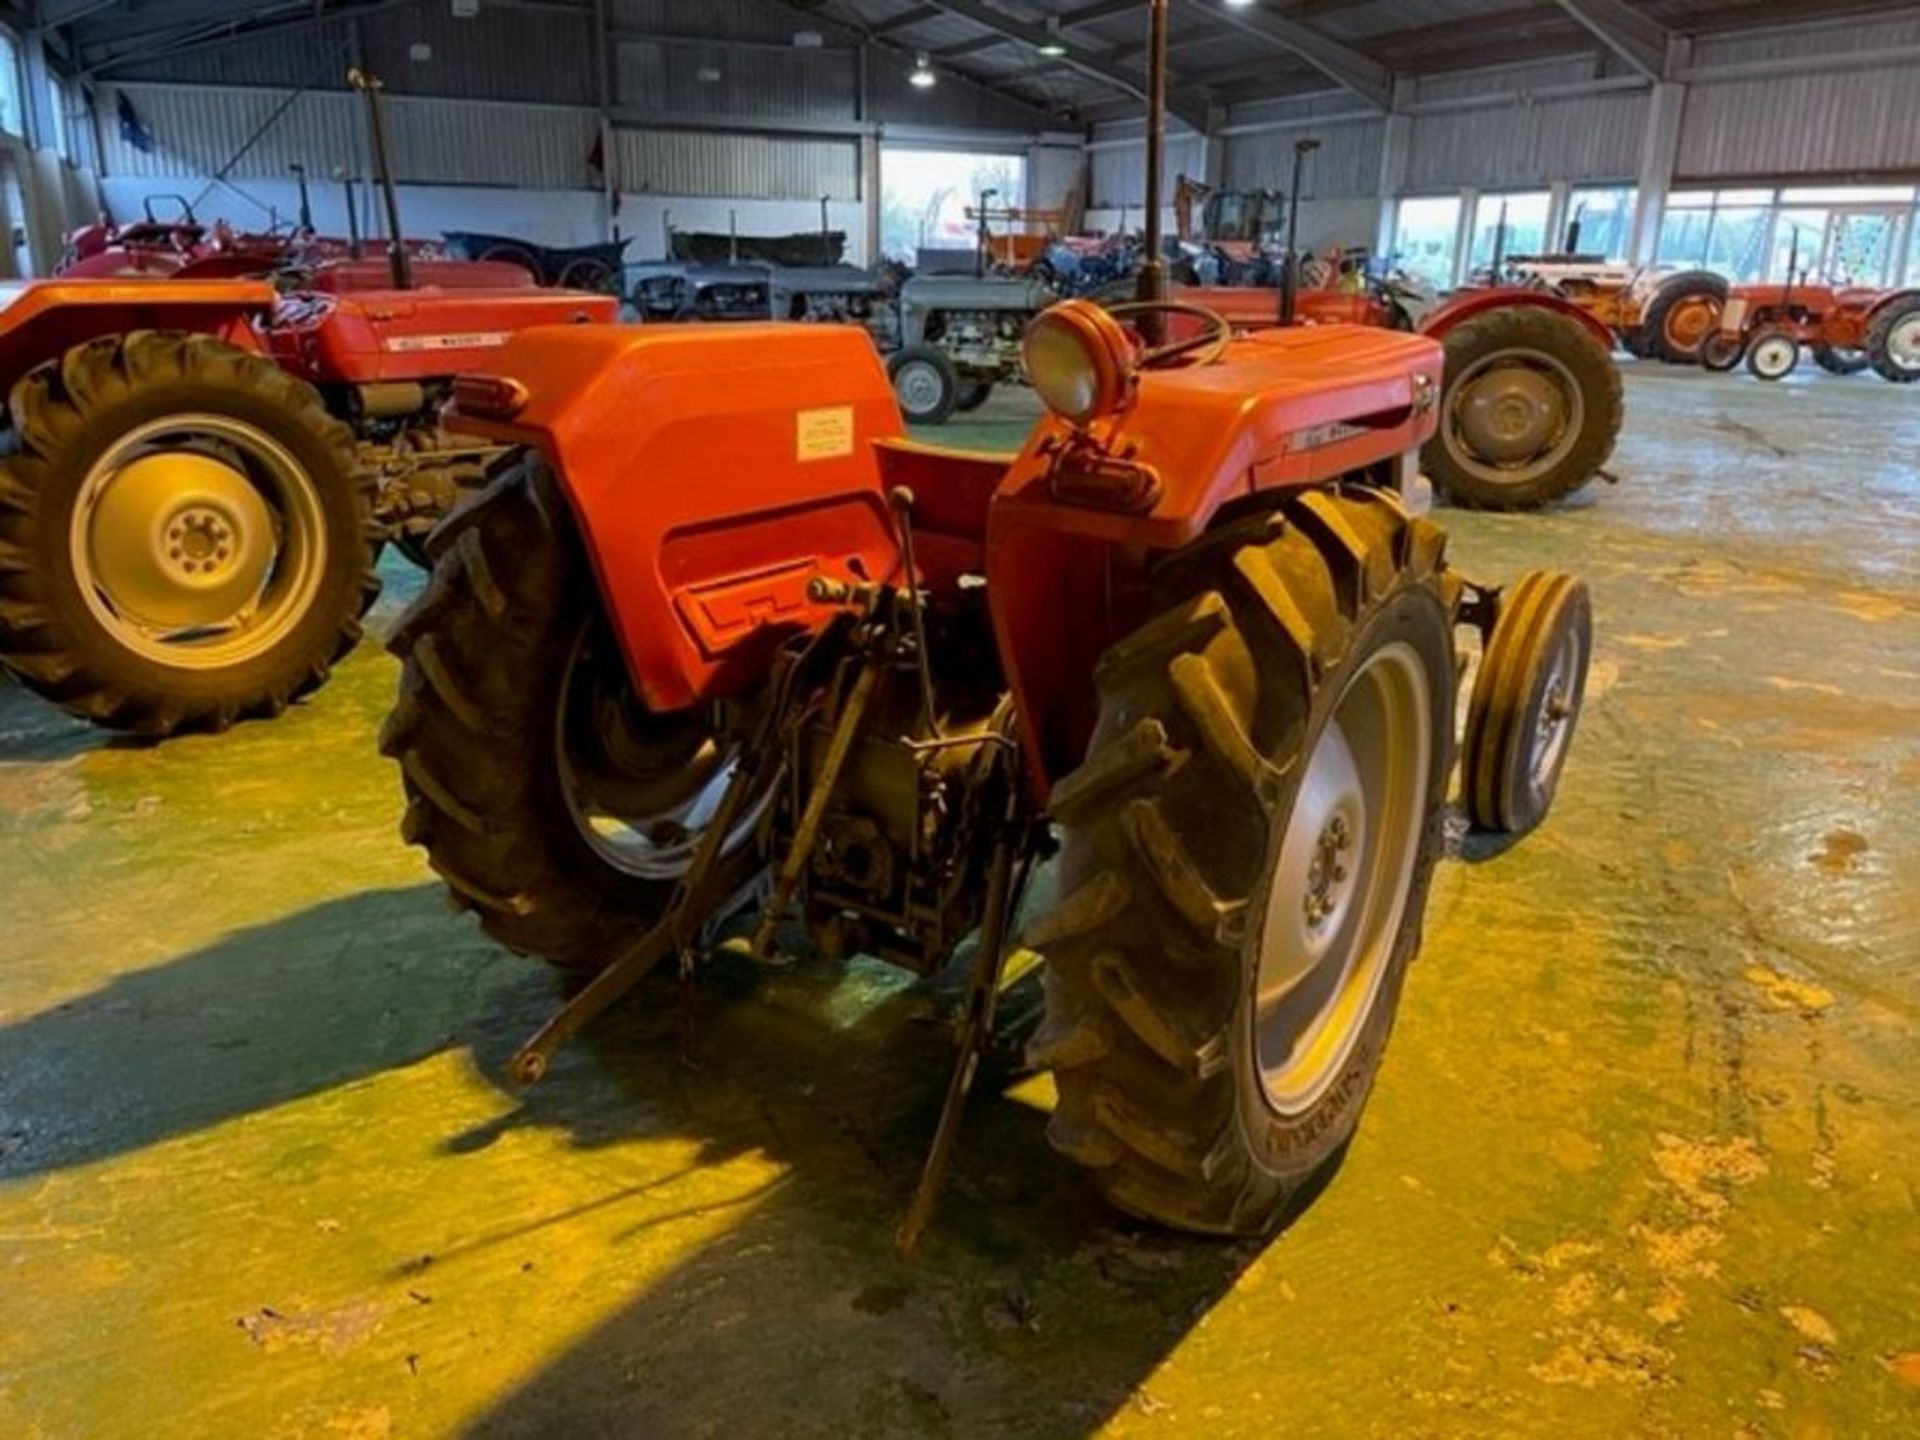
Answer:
1529, 617, 1586, 789
67, 413, 326, 669
1665, 296, 1719, 351
553, 622, 768, 880
1256, 640, 1432, 1115
1888, 315, 1920, 372
1442, 347, 1584, 488
1753, 336, 1796, 377
895, 361, 945, 417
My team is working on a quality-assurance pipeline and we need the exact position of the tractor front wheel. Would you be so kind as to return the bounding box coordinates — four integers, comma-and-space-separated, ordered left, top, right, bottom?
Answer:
1746, 329, 1801, 381
381, 457, 771, 968
0, 331, 377, 735
888, 345, 960, 425
1425, 306, 1623, 512
1030, 489, 1455, 1235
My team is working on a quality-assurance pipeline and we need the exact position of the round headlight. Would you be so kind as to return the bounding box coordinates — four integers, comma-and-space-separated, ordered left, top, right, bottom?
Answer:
1021, 300, 1135, 426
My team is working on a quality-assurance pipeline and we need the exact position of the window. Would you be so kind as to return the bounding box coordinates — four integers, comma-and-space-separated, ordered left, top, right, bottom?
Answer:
1390, 195, 1461, 290
1566, 185, 1636, 260
1656, 188, 1775, 280
1467, 191, 1551, 273
878, 148, 1025, 263
45, 74, 66, 157
0, 31, 21, 138
1706, 205, 1770, 282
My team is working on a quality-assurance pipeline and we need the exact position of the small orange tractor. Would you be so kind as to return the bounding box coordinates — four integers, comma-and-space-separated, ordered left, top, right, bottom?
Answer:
0, 71, 614, 737
1699, 277, 1920, 382
384, 296, 1594, 1246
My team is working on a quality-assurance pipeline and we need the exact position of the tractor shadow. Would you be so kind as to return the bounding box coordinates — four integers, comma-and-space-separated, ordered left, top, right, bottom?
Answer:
453, 942, 1304, 1439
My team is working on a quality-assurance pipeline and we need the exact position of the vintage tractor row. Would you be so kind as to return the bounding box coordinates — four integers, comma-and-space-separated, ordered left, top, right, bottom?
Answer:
383, 297, 1595, 1247
1699, 282, 1920, 382
0, 71, 617, 738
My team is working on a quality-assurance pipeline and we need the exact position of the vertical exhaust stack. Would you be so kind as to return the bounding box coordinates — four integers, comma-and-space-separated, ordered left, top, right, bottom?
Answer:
289, 162, 314, 235
347, 68, 412, 289
1280, 137, 1320, 326
334, 165, 363, 259
1134, 0, 1169, 343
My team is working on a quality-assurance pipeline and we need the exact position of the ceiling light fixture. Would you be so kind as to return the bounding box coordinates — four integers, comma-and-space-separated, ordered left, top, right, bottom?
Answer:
1037, 18, 1067, 57
910, 52, 937, 88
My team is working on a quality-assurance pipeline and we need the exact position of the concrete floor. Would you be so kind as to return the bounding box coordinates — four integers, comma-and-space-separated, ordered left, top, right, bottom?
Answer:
2, 363, 1918, 1438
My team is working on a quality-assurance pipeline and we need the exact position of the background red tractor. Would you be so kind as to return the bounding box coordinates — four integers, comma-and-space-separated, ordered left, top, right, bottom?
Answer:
0, 71, 615, 738
383, 297, 1594, 1246
1699, 278, 1920, 382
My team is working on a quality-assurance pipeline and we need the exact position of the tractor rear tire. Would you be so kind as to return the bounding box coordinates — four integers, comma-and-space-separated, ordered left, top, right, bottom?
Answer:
1866, 296, 1920, 384
955, 380, 994, 413
1424, 306, 1623, 512
381, 456, 769, 969
888, 345, 960, 425
1811, 343, 1869, 376
1030, 489, 1456, 1236
0, 331, 377, 736
1643, 271, 1729, 364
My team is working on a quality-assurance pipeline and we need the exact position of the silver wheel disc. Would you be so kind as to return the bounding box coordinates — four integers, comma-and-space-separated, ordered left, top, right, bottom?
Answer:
1256, 641, 1432, 1115
1442, 348, 1583, 489
553, 624, 768, 881
1529, 619, 1587, 789
1752, 336, 1797, 377
1889, 315, 1920, 373
68, 414, 326, 669
895, 362, 945, 416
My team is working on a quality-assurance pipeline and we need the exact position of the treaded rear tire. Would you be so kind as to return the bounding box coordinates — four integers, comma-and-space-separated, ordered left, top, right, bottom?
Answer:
1866, 296, 1920, 384
1423, 306, 1623, 513
381, 456, 760, 969
1028, 488, 1457, 1236
0, 330, 376, 735
1643, 271, 1729, 364
1811, 343, 1868, 376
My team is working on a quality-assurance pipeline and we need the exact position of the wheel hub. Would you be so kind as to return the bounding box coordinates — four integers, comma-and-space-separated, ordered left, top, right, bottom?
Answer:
1456, 366, 1566, 463
1256, 641, 1431, 1115
897, 362, 943, 414
85, 452, 276, 632
1889, 315, 1920, 372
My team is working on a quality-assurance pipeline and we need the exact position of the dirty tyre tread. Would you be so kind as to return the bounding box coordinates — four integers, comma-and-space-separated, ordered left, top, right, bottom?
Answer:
1031, 487, 1455, 1236
0, 330, 375, 736
1642, 270, 1729, 364
382, 456, 717, 969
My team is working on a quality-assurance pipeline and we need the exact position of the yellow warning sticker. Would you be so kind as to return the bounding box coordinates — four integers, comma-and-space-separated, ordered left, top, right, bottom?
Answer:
797, 406, 855, 461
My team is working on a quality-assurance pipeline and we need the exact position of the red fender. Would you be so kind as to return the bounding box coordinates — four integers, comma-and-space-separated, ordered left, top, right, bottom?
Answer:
1862, 287, 1920, 323
1419, 286, 1617, 352
0, 278, 273, 400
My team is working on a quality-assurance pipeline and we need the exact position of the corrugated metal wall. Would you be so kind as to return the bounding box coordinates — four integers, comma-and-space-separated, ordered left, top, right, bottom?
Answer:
101, 84, 598, 191
1088, 120, 1206, 208
1405, 87, 1646, 189
614, 38, 857, 122
1223, 120, 1384, 199
616, 129, 858, 200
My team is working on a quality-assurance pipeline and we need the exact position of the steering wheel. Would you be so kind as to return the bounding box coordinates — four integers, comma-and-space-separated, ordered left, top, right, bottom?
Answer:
1104, 300, 1234, 369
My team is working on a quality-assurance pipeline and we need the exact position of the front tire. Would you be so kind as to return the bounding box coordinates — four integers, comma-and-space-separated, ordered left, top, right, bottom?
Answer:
1424, 306, 1623, 512
0, 331, 376, 735
888, 344, 959, 425
1746, 329, 1800, 381
381, 457, 768, 969
1029, 489, 1456, 1236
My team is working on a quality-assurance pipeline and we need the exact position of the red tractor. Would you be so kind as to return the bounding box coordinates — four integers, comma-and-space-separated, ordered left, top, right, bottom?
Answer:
1700, 277, 1920, 383
0, 71, 616, 737
1169, 280, 1623, 512
382, 297, 1594, 1244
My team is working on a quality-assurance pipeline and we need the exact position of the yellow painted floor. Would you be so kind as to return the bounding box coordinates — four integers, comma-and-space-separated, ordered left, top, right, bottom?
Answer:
2, 362, 1917, 1438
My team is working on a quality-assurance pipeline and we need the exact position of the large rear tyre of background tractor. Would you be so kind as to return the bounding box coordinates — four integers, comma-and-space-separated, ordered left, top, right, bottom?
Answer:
888, 344, 960, 425
381, 457, 771, 969
1424, 306, 1622, 512
1866, 296, 1920, 384
1643, 271, 1728, 364
0, 331, 377, 736
1461, 570, 1591, 837
1811, 343, 1869, 376
1029, 490, 1456, 1236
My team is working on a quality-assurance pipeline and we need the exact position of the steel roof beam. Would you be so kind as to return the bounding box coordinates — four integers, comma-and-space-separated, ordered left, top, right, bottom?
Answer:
1182, 0, 1391, 111
1549, 0, 1668, 79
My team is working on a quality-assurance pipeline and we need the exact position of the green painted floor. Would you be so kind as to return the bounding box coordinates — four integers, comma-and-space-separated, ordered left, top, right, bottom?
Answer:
3, 364, 1918, 1438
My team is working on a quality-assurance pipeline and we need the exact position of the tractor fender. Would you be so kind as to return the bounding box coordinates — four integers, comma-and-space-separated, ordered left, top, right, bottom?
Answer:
1862, 287, 1920, 323
0, 278, 272, 406
1418, 287, 1616, 353
443, 320, 908, 713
